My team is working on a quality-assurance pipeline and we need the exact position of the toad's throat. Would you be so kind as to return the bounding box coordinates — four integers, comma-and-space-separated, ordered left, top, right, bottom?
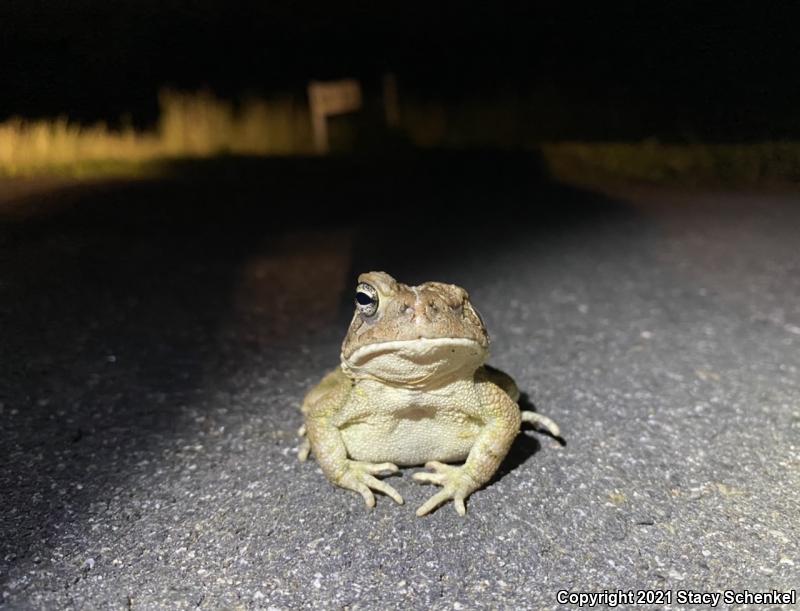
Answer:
341, 337, 488, 386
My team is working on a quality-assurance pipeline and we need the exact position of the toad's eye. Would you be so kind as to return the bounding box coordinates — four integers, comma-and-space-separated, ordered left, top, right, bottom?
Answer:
355, 283, 379, 316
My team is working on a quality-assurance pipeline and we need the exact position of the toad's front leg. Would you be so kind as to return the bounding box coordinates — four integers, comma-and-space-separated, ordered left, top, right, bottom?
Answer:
413, 382, 521, 516
305, 413, 404, 508
302, 369, 404, 508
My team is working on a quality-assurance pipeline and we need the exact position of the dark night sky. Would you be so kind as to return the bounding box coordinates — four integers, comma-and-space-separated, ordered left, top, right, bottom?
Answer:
2, 1, 799, 139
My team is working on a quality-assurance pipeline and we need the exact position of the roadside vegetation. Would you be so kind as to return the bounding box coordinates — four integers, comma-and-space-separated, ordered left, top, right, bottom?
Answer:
540, 141, 800, 187
1, 89, 798, 187
0, 91, 312, 177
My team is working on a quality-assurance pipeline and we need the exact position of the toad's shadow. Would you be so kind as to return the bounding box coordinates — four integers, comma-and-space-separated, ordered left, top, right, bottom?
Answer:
491, 392, 566, 485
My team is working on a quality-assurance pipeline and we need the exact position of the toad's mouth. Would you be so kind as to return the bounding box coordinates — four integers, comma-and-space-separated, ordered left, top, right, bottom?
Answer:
342, 337, 488, 385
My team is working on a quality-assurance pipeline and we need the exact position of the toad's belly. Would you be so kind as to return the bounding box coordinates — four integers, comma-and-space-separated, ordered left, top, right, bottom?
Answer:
340, 410, 482, 466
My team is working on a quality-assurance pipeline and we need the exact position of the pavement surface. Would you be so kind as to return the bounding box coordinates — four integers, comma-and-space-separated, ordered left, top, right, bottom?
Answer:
1, 154, 798, 609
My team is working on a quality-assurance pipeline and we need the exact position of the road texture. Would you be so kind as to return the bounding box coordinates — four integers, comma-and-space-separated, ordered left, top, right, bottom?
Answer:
1, 154, 798, 609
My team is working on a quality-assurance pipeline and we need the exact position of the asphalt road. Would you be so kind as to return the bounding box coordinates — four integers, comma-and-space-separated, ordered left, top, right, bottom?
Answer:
1, 155, 798, 609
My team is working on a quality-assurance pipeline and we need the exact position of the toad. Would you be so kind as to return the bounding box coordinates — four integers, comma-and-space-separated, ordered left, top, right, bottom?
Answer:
298, 271, 559, 516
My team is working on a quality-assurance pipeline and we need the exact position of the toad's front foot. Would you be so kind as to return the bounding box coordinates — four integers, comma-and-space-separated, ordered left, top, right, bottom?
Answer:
337, 460, 404, 508
412, 461, 480, 516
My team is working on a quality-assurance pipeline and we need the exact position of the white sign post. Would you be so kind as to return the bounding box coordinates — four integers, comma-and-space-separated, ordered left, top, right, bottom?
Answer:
307, 79, 363, 154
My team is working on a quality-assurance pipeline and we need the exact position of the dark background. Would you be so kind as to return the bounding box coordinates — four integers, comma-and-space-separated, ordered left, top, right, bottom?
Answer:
3, 1, 800, 141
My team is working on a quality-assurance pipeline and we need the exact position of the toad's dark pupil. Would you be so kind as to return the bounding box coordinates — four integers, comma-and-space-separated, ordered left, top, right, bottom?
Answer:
356, 292, 374, 306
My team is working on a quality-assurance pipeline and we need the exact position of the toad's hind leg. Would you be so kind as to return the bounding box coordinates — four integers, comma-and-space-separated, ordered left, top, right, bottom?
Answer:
297, 424, 311, 462
520, 411, 561, 437
297, 368, 344, 462
301, 369, 346, 415
481, 366, 560, 437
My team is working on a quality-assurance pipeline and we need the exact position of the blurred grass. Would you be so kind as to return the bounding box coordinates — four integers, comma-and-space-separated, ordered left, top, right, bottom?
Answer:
1, 88, 799, 187
0, 90, 313, 177
540, 140, 800, 187
397, 96, 800, 187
